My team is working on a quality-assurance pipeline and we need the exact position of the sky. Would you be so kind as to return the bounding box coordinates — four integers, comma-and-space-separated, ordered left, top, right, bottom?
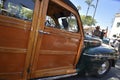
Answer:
70, 0, 120, 30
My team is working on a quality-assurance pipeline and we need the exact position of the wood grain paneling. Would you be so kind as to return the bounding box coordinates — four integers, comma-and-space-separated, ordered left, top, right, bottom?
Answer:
0, 73, 23, 80
30, 0, 83, 79
40, 31, 79, 51
0, 21, 30, 49
0, 14, 31, 80
31, 66, 76, 78
0, 0, 84, 79
0, 15, 31, 30
0, 47, 27, 53
36, 53, 76, 70
0, 52, 26, 73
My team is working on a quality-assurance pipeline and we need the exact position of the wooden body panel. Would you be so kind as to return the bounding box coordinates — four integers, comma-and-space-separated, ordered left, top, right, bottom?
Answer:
0, 52, 26, 73
36, 27, 80, 70
0, 0, 84, 79
31, 28, 81, 78
30, 0, 84, 78
0, 25, 30, 48
0, 15, 31, 79
40, 28, 80, 51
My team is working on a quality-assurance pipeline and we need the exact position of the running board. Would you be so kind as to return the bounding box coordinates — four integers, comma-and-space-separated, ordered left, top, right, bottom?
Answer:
37, 73, 77, 80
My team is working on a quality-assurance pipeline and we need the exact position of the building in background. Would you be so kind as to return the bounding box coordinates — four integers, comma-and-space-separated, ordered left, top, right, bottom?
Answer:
109, 13, 120, 38
84, 26, 95, 35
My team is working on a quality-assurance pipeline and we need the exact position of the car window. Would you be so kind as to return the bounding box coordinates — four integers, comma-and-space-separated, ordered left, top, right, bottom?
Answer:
45, 16, 56, 27
45, 1, 79, 33
0, 0, 35, 21
58, 14, 78, 32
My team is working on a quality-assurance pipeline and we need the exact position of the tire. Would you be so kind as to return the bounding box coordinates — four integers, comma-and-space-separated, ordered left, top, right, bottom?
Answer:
95, 60, 111, 78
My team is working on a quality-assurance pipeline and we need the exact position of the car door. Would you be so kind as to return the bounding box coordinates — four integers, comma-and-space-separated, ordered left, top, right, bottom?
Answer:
0, 0, 38, 79
30, 0, 84, 79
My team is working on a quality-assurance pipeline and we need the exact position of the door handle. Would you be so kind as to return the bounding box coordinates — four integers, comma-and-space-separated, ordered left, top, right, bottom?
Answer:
38, 30, 50, 34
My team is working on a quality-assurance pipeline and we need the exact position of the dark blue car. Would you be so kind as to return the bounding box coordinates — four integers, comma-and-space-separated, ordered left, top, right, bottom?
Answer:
77, 35, 119, 77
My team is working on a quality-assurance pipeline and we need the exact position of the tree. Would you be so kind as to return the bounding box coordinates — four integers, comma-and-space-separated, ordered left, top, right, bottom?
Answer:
81, 15, 97, 26
93, 0, 99, 19
85, 0, 95, 16
77, 6, 81, 11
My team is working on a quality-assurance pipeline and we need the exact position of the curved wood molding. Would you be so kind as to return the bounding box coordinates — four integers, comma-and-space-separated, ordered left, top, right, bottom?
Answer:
0, 15, 31, 30
0, 47, 27, 53
31, 66, 76, 78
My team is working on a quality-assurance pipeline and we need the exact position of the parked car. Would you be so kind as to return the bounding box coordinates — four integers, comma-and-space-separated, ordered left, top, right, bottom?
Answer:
102, 38, 110, 45
0, 0, 119, 80
76, 35, 119, 77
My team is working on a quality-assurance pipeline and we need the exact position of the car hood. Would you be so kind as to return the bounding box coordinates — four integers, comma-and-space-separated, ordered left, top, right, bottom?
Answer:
84, 35, 102, 47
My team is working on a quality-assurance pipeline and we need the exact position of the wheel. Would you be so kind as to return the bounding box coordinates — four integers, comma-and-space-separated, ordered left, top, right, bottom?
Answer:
95, 60, 111, 77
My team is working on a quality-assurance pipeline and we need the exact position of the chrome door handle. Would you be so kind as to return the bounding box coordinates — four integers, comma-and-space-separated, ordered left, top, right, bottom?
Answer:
38, 30, 50, 34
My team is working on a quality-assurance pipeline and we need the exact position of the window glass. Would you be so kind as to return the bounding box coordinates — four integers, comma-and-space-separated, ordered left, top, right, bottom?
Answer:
0, 0, 35, 21
117, 22, 120, 27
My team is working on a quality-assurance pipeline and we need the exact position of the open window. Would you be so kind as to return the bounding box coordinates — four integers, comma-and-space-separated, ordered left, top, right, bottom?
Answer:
58, 14, 79, 32
45, 1, 79, 33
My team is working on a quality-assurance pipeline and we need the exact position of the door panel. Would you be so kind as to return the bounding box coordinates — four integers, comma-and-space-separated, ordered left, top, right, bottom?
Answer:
40, 31, 79, 51
30, 0, 83, 78
31, 28, 81, 78
37, 54, 75, 69
36, 28, 80, 70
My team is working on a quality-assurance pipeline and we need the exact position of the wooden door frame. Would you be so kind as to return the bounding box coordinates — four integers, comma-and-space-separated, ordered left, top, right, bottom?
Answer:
22, 0, 41, 79
27, 0, 50, 79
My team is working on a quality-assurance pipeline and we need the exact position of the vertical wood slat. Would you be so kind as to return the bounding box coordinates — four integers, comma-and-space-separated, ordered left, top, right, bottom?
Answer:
23, 0, 41, 79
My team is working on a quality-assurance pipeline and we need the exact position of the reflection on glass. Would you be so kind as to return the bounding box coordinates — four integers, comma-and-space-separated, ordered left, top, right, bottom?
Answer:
58, 14, 78, 33
0, 0, 34, 21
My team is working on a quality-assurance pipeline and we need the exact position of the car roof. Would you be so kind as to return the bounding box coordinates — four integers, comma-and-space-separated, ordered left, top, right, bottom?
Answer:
63, 0, 78, 12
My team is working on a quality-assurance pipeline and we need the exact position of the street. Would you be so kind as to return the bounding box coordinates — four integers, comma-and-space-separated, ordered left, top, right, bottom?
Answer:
56, 59, 120, 80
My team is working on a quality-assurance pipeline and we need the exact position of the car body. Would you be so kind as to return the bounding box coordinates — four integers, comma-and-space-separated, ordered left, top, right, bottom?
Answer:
0, 0, 84, 79
102, 38, 110, 45
76, 35, 119, 77
0, 0, 119, 79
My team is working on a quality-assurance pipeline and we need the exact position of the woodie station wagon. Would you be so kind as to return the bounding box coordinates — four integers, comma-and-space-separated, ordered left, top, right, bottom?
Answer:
0, 0, 119, 79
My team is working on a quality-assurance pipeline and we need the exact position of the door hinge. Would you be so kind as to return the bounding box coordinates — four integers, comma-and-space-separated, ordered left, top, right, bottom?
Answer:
27, 67, 30, 73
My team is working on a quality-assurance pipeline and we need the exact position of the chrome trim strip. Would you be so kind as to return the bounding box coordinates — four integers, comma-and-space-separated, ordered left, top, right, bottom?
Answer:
38, 30, 50, 34
83, 53, 119, 59
37, 73, 77, 80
